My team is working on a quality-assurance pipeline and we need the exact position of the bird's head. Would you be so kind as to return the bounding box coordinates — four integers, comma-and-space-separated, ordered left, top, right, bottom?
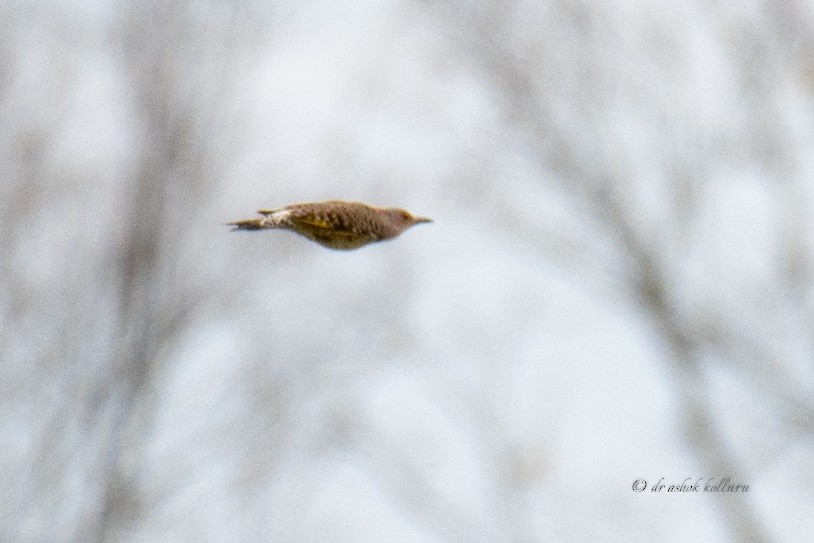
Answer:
380, 207, 432, 236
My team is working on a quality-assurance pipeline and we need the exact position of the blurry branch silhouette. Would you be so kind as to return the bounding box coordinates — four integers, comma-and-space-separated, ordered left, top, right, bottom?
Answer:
0, 2, 263, 541
434, 0, 814, 541
92, 3, 259, 540
0, 7, 99, 542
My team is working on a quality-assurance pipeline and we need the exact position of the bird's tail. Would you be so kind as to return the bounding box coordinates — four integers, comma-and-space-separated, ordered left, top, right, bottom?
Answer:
227, 218, 268, 231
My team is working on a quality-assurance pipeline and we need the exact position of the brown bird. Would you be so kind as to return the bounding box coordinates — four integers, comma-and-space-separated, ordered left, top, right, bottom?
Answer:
228, 200, 432, 250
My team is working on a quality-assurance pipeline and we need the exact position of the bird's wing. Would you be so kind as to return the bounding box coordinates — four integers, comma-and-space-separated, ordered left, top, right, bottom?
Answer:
258, 208, 345, 230
291, 216, 334, 229
290, 213, 359, 236
257, 208, 344, 229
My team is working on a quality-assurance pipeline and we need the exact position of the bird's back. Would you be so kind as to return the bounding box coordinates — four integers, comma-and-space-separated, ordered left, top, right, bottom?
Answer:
263, 201, 383, 249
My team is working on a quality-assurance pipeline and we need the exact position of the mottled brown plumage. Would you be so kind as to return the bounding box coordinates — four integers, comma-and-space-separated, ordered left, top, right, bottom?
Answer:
228, 200, 431, 250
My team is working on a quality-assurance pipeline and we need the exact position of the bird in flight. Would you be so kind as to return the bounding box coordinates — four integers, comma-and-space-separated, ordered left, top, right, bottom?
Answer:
228, 200, 432, 250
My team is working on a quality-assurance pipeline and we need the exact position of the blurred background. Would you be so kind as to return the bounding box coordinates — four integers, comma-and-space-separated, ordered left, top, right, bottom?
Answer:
2, 0, 814, 541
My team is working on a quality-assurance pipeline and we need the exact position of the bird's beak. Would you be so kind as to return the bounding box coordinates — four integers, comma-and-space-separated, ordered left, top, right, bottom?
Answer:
413, 216, 432, 224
